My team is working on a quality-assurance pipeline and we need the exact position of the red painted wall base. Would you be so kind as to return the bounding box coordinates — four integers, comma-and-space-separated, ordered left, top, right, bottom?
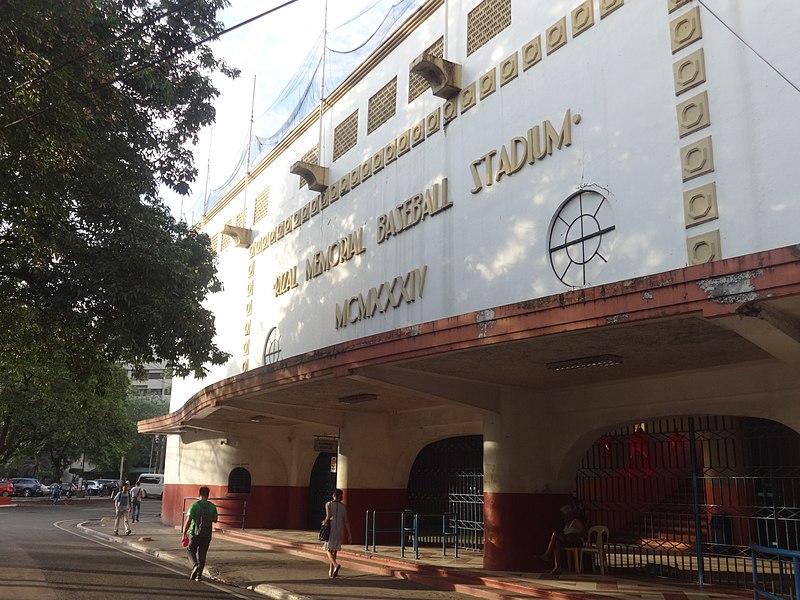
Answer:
484, 492, 570, 571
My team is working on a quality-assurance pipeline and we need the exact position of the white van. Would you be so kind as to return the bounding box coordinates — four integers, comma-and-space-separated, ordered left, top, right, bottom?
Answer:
137, 473, 164, 499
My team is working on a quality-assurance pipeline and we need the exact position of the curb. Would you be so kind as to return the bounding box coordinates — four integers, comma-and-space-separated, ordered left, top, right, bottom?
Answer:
77, 521, 311, 600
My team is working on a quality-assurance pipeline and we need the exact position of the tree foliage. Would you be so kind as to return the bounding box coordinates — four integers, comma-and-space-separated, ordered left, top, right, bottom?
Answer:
0, 0, 237, 377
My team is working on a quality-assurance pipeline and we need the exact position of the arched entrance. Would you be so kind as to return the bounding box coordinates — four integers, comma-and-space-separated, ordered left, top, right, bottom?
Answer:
576, 416, 800, 586
308, 452, 336, 529
407, 435, 484, 550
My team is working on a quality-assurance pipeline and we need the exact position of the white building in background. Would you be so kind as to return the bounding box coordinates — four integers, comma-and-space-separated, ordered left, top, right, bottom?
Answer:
141, 0, 800, 576
124, 362, 172, 401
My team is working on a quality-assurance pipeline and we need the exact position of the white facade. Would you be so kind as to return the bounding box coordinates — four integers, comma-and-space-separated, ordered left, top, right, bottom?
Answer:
173, 0, 800, 407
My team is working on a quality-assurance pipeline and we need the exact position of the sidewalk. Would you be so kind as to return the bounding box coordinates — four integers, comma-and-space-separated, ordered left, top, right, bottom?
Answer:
77, 517, 753, 600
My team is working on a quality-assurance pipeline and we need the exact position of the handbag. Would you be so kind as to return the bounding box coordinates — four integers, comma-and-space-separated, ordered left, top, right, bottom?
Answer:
319, 522, 331, 541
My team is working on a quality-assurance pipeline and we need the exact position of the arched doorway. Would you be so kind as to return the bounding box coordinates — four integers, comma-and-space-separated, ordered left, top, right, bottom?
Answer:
407, 435, 483, 550
307, 452, 336, 529
576, 416, 800, 586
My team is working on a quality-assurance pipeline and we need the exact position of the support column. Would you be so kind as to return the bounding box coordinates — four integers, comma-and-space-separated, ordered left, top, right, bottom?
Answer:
483, 396, 574, 571
337, 413, 409, 543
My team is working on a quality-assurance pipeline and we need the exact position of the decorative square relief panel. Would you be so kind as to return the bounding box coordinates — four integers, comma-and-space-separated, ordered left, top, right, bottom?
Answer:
480, 68, 497, 99
670, 6, 702, 54
546, 17, 568, 55
673, 48, 707, 95
443, 98, 458, 124
668, 0, 691, 14
360, 159, 372, 182
301, 204, 310, 223
600, 0, 624, 19
500, 52, 518, 86
268, 229, 277, 244
320, 191, 329, 209
310, 197, 320, 216
522, 36, 542, 71
461, 82, 477, 113
339, 175, 350, 196
411, 120, 426, 146
397, 129, 411, 156
571, 0, 595, 37
680, 135, 714, 181
426, 108, 441, 136
349, 167, 361, 189
687, 229, 721, 265
384, 139, 397, 164
467, 0, 512, 56
328, 181, 340, 202
683, 182, 718, 227
372, 149, 385, 172
676, 91, 711, 137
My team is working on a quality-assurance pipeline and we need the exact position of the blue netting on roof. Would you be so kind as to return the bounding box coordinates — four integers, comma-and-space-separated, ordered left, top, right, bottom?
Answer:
182, 0, 426, 225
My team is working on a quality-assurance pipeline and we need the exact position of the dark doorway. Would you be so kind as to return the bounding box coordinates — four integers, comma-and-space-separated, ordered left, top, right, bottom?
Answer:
308, 452, 336, 529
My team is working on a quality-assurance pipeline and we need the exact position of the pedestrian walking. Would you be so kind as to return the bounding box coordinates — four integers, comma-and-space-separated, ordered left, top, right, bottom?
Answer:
181, 486, 218, 581
113, 482, 132, 536
51, 481, 61, 506
321, 488, 352, 578
130, 480, 144, 522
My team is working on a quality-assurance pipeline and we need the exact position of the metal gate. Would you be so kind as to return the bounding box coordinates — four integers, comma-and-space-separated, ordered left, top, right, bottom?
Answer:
407, 435, 484, 551
576, 416, 800, 588
308, 452, 336, 529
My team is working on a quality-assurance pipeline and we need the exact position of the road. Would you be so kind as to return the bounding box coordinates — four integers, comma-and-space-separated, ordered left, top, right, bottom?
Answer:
0, 498, 264, 600
0, 498, 479, 600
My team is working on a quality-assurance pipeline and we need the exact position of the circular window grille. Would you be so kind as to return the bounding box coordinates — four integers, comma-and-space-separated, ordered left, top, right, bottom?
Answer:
548, 190, 616, 287
263, 327, 282, 365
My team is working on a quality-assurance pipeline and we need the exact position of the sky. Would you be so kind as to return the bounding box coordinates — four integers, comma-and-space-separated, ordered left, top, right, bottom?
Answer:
163, 0, 411, 223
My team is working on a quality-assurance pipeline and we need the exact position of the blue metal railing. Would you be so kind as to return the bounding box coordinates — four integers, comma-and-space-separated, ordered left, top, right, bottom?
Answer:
751, 545, 800, 600
365, 510, 459, 559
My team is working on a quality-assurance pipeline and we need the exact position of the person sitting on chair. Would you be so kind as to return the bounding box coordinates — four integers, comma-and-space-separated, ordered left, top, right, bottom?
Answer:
540, 505, 586, 574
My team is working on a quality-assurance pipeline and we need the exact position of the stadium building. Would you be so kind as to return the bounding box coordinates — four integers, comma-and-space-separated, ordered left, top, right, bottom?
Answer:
140, 0, 800, 579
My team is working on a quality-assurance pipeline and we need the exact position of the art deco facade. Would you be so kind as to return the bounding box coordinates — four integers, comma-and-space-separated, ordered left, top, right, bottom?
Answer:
141, 0, 800, 574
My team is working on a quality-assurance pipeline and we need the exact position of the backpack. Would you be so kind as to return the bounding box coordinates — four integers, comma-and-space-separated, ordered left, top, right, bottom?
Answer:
195, 502, 213, 537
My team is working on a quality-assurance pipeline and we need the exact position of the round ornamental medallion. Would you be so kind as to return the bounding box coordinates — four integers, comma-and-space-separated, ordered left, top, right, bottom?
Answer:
548, 190, 616, 287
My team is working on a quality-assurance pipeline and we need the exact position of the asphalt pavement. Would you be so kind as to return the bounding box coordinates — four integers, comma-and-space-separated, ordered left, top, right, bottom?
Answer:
2, 497, 754, 600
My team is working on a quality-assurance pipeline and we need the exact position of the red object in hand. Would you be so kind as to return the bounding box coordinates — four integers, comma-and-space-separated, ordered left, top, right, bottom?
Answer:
181, 535, 189, 548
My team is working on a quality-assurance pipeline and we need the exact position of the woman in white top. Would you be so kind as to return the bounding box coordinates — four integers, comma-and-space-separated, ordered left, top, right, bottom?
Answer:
322, 488, 352, 578
540, 505, 586, 574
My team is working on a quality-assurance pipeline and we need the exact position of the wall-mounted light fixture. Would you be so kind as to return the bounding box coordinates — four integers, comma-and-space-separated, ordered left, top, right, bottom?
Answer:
546, 354, 623, 371
338, 393, 377, 404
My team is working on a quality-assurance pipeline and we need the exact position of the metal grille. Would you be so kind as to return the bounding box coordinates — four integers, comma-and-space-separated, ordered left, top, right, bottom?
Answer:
467, 0, 511, 56
332, 110, 358, 162
367, 77, 397, 134
576, 416, 800, 588
220, 222, 231, 250
236, 209, 245, 228
298, 146, 319, 188
308, 452, 336, 529
254, 188, 269, 223
210, 233, 218, 252
407, 435, 483, 550
408, 37, 443, 102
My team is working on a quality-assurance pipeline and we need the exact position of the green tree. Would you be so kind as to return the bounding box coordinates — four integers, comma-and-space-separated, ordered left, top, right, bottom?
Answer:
0, 0, 237, 377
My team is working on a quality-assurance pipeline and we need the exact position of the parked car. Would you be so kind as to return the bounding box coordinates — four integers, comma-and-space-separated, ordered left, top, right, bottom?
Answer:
95, 479, 120, 496
84, 480, 103, 496
0, 479, 14, 497
40, 482, 51, 495
137, 474, 164, 499
9, 478, 44, 497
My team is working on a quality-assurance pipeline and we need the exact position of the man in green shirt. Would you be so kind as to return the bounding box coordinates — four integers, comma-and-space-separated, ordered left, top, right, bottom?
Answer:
181, 486, 218, 581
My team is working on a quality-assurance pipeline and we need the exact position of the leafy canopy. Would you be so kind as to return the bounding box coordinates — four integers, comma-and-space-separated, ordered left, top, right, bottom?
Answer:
0, 0, 238, 377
